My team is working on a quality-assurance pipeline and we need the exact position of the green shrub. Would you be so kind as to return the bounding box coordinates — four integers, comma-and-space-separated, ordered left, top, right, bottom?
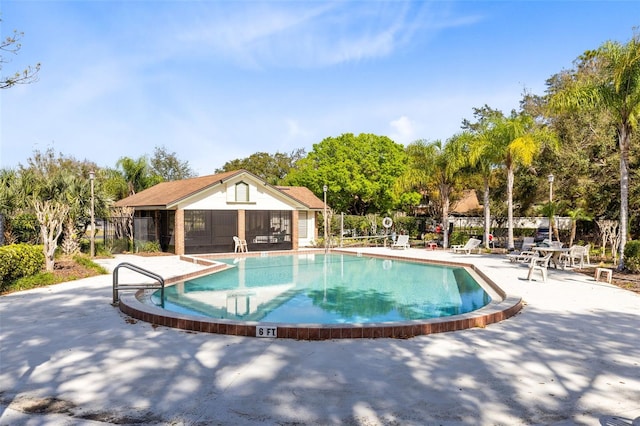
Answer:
72, 254, 109, 274
623, 240, 640, 258
625, 257, 640, 274
108, 238, 130, 253
10, 213, 40, 243
8, 272, 56, 293
136, 240, 161, 253
449, 231, 467, 246
393, 216, 419, 238
623, 240, 640, 273
0, 244, 45, 291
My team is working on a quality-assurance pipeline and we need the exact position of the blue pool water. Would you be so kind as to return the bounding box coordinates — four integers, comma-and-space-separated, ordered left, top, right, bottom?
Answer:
150, 253, 491, 324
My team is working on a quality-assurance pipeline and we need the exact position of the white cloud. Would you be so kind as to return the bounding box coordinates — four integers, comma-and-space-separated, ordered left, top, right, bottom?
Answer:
389, 116, 415, 144
173, 1, 465, 69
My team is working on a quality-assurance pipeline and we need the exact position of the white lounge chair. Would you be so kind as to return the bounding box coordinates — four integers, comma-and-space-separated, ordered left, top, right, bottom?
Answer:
233, 236, 248, 253
521, 236, 535, 251
391, 234, 410, 249
451, 238, 482, 255
527, 252, 553, 282
507, 250, 538, 263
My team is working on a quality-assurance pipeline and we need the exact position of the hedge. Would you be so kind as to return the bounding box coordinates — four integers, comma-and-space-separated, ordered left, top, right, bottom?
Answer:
623, 240, 640, 273
0, 244, 45, 290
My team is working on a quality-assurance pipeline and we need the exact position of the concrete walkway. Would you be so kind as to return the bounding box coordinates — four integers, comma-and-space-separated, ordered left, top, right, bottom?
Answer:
1, 249, 639, 425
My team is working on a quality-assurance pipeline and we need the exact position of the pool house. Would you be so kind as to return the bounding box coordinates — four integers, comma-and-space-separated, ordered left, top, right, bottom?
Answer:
114, 169, 326, 254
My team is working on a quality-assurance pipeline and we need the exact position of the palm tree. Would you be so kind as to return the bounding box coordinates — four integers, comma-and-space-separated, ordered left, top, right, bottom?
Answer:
486, 111, 555, 250
116, 156, 161, 196
0, 168, 21, 245
464, 107, 505, 249
549, 31, 640, 268
566, 207, 592, 247
398, 137, 467, 248
538, 201, 559, 242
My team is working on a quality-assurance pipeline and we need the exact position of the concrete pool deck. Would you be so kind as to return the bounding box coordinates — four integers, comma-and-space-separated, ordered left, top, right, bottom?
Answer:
1, 248, 639, 425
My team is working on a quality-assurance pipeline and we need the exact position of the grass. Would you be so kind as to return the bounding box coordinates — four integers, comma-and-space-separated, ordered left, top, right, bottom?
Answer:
0, 254, 109, 295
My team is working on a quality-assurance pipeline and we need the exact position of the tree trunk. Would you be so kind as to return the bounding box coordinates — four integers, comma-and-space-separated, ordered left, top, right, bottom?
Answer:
441, 184, 451, 249
34, 200, 68, 272
569, 221, 577, 247
483, 177, 491, 249
507, 167, 515, 250
618, 124, 630, 270
442, 197, 450, 249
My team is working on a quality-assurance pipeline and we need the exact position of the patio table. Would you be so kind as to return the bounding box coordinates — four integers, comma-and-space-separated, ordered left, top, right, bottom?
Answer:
532, 246, 570, 269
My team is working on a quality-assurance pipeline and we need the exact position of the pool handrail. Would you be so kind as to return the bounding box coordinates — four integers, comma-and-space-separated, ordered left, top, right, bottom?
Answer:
112, 262, 165, 305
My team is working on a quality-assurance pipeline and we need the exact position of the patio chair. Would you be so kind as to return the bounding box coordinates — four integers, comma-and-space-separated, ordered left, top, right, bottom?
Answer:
451, 238, 482, 255
521, 236, 535, 251
559, 245, 582, 268
527, 252, 553, 282
391, 234, 410, 249
507, 250, 538, 263
582, 243, 591, 266
233, 236, 248, 253
559, 243, 591, 268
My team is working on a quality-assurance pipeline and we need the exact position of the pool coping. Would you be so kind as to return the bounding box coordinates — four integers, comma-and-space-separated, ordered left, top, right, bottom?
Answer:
117, 249, 523, 340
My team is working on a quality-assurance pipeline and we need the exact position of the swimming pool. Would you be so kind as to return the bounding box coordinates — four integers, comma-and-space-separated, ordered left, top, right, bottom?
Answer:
150, 253, 491, 324
117, 249, 522, 339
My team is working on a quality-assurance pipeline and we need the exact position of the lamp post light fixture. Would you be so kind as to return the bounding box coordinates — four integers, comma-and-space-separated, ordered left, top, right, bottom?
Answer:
548, 173, 554, 243
89, 170, 95, 258
323, 184, 328, 253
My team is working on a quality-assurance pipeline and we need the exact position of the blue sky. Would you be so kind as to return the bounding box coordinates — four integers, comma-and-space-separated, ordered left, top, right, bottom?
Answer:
1, 1, 638, 176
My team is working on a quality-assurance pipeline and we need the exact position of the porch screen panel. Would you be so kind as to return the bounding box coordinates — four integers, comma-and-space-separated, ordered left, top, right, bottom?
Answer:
245, 210, 292, 250
210, 211, 237, 251
184, 210, 237, 254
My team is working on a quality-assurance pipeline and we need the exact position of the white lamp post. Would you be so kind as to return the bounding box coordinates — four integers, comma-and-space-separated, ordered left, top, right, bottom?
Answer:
548, 173, 554, 243
323, 184, 328, 253
89, 170, 95, 257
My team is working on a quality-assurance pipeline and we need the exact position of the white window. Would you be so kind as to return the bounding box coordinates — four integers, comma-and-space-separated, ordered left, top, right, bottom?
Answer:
298, 211, 308, 238
235, 182, 249, 202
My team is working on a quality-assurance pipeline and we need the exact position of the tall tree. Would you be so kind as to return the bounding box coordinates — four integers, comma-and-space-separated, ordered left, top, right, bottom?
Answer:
216, 149, 306, 185
14, 149, 103, 268
549, 31, 640, 267
0, 168, 21, 245
34, 199, 68, 271
566, 207, 593, 247
397, 137, 467, 248
285, 134, 406, 215
150, 146, 196, 181
487, 111, 556, 250
115, 156, 161, 196
463, 105, 505, 249
0, 19, 40, 89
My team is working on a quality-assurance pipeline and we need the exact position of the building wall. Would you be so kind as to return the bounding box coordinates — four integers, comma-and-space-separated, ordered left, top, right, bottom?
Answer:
180, 178, 295, 211
170, 176, 317, 253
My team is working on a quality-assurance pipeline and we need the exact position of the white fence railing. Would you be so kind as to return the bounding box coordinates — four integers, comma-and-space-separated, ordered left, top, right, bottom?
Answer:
451, 216, 571, 231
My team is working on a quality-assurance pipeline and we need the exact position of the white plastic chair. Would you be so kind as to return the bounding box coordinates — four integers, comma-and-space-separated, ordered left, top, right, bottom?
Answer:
233, 236, 248, 253
527, 252, 553, 282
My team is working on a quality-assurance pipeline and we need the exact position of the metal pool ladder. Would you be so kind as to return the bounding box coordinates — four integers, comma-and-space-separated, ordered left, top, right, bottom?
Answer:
112, 262, 165, 305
